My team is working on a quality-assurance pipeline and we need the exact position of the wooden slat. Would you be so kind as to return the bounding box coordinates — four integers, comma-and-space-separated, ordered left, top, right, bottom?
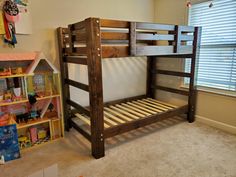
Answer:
104, 107, 133, 122
179, 25, 195, 32
121, 103, 151, 116
126, 102, 157, 114
104, 111, 126, 124
71, 119, 91, 141
132, 101, 163, 113
67, 99, 90, 116
104, 105, 188, 138
115, 105, 146, 117
137, 100, 168, 112
73, 20, 86, 30
180, 35, 194, 41
137, 33, 174, 41
143, 99, 173, 110
153, 85, 190, 96
136, 46, 173, 56
63, 56, 87, 65
109, 106, 140, 120
104, 116, 118, 126
65, 78, 89, 92
101, 32, 129, 40
75, 114, 90, 125
74, 47, 87, 55
153, 69, 191, 77
147, 98, 177, 108
74, 31, 87, 42
104, 95, 146, 107
136, 22, 175, 31
101, 19, 129, 28
178, 46, 193, 54
102, 46, 129, 58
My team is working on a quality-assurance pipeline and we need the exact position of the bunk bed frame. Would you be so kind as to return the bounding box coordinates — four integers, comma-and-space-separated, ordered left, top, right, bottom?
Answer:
57, 17, 201, 159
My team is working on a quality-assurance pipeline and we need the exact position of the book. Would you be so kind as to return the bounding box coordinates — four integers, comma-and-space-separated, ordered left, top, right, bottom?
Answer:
0, 124, 20, 162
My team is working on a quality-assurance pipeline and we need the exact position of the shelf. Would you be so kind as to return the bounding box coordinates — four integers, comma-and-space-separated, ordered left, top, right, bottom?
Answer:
0, 95, 60, 107
0, 74, 27, 79
36, 94, 60, 101
0, 99, 28, 107
17, 118, 51, 129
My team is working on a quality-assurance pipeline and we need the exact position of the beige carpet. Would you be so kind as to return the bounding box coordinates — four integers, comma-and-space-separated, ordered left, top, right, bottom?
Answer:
1, 116, 236, 177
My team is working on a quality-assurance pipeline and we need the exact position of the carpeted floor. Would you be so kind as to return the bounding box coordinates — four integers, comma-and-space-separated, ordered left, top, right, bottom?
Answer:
1, 116, 236, 177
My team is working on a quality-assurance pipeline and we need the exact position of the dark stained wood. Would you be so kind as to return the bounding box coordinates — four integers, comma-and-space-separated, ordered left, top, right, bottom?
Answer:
137, 33, 174, 41
101, 32, 129, 40
65, 78, 89, 92
86, 18, 105, 159
130, 22, 136, 56
174, 25, 181, 53
153, 69, 191, 77
101, 19, 129, 28
153, 85, 189, 96
187, 27, 202, 123
146, 56, 156, 98
73, 20, 86, 30
71, 119, 91, 142
104, 105, 188, 138
57, 27, 72, 131
74, 47, 87, 55
67, 99, 90, 117
68, 24, 75, 54
102, 46, 129, 58
136, 22, 175, 31
64, 56, 87, 65
104, 95, 146, 107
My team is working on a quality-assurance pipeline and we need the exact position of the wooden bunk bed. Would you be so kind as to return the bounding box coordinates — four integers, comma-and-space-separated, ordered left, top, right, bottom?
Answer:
57, 17, 201, 159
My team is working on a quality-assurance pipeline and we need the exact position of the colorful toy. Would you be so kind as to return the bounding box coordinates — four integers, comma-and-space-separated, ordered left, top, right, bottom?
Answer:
4, 90, 12, 101
29, 127, 37, 144
38, 129, 47, 139
0, 155, 5, 165
0, 113, 9, 126
0, 68, 12, 76
18, 136, 31, 149
12, 67, 23, 75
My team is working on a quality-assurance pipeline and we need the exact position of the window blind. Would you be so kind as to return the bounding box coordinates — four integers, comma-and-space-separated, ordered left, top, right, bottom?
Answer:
185, 0, 236, 91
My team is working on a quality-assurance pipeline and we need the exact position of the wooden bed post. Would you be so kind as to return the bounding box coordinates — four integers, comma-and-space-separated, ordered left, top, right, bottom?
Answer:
187, 27, 202, 122
86, 18, 105, 158
146, 56, 156, 98
57, 28, 72, 131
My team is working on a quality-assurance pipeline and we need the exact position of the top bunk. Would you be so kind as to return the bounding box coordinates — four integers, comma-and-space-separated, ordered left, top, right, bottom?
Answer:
58, 17, 201, 59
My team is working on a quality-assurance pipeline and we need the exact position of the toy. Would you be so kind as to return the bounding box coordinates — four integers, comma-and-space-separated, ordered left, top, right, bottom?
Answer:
0, 155, 5, 165
0, 113, 9, 126
11, 67, 23, 75
16, 113, 29, 123
18, 136, 31, 149
0, 68, 11, 76
38, 129, 47, 139
29, 127, 38, 144
46, 103, 57, 118
4, 90, 12, 101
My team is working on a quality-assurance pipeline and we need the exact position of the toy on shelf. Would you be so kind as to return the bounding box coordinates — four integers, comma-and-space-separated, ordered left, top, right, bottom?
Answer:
38, 129, 47, 139
18, 136, 31, 149
11, 67, 23, 75
0, 113, 16, 126
29, 127, 38, 144
4, 90, 12, 102
0, 68, 12, 76
46, 103, 57, 118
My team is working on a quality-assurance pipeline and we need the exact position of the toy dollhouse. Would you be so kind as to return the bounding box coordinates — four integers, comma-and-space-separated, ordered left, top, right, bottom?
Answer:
0, 52, 64, 155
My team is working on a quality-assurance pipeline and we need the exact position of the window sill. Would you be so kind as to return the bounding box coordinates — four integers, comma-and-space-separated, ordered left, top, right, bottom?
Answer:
180, 85, 236, 98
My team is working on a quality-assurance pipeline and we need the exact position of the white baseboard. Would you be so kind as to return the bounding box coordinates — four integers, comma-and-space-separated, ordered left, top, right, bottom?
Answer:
195, 115, 236, 135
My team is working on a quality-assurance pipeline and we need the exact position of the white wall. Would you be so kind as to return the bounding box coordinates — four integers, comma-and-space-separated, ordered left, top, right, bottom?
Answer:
0, 0, 154, 105
154, 0, 236, 133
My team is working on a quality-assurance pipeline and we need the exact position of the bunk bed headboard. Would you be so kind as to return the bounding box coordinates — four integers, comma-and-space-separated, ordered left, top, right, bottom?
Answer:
58, 18, 199, 58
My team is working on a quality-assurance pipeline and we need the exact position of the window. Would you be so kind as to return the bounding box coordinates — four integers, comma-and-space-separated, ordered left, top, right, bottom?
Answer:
185, 0, 236, 92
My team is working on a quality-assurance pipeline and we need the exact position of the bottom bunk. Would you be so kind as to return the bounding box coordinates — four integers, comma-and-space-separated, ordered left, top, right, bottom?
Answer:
71, 97, 188, 140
